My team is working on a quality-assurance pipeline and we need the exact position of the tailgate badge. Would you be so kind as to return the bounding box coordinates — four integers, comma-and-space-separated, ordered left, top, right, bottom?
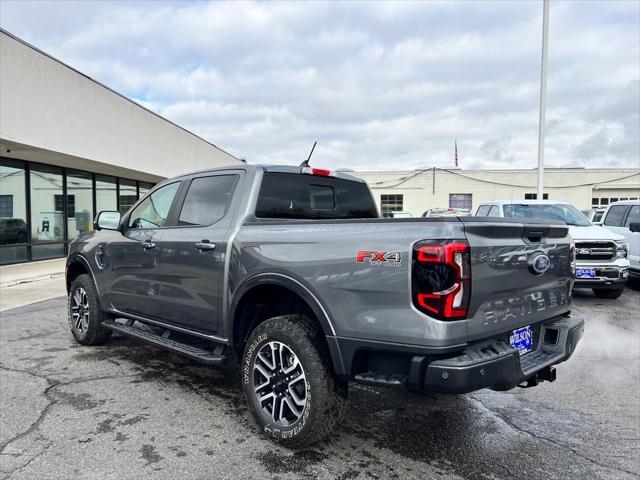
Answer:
529, 253, 551, 275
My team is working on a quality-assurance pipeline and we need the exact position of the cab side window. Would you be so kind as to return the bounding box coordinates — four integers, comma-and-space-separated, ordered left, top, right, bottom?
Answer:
178, 175, 238, 226
604, 205, 628, 227
128, 182, 180, 229
476, 205, 490, 216
488, 206, 500, 217
624, 206, 639, 228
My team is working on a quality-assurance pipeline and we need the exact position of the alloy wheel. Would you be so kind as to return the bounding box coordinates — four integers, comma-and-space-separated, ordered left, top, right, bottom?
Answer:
71, 287, 90, 335
253, 341, 307, 426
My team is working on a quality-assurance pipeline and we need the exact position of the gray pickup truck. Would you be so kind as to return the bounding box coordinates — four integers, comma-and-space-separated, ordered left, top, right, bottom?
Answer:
66, 164, 584, 447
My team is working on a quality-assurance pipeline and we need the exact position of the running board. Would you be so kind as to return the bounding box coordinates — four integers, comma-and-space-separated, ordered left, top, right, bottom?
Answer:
102, 320, 226, 365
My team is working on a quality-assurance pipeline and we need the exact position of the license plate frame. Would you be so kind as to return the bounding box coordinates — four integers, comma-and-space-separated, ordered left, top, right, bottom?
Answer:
575, 268, 596, 279
510, 325, 533, 355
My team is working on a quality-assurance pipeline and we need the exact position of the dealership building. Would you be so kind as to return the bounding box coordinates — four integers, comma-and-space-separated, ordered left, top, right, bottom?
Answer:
0, 29, 241, 265
1, 29, 639, 265
354, 168, 640, 217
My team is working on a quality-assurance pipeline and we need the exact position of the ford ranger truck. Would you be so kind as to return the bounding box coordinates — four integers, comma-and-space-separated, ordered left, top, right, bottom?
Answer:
65, 165, 584, 448
475, 200, 630, 299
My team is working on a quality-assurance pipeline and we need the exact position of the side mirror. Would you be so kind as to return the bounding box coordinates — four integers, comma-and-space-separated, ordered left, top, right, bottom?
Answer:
94, 211, 121, 231
629, 222, 640, 233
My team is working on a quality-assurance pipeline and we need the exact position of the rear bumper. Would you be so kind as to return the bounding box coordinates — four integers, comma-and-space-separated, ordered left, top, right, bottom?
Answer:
329, 314, 584, 394
417, 315, 584, 393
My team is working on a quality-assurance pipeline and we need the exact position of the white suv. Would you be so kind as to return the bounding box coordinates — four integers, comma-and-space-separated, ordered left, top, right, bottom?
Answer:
475, 200, 630, 299
598, 200, 639, 279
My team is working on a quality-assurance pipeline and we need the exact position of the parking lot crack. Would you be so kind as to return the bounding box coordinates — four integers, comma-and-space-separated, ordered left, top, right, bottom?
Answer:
0, 365, 140, 456
1, 436, 53, 480
470, 396, 639, 478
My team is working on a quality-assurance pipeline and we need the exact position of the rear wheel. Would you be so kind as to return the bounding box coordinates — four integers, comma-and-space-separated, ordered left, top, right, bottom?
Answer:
242, 314, 347, 448
592, 287, 624, 299
68, 274, 112, 345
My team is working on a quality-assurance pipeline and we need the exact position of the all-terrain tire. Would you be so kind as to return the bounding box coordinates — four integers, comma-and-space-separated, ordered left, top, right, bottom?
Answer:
68, 274, 113, 345
242, 314, 347, 448
592, 287, 624, 299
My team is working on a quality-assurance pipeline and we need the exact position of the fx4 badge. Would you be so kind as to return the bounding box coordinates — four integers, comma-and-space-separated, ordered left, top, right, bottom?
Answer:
356, 250, 402, 266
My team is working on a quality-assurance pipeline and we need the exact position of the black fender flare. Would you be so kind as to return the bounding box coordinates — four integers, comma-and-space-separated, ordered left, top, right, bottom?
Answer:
228, 272, 337, 344
65, 254, 99, 295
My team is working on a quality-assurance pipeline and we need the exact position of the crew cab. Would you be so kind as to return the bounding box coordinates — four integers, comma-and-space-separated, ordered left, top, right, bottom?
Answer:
65, 165, 584, 447
475, 200, 630, 299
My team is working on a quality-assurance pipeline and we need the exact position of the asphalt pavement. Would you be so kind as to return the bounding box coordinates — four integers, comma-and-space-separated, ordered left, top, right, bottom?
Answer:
0, 286, 638, 479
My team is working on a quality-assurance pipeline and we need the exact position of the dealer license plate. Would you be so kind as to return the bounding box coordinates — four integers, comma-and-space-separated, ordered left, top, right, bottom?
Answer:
576, 268, 596, 279
510, 326, 533, 355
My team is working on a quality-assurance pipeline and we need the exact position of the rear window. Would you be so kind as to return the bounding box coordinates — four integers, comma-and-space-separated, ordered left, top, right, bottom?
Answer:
255, 172, 378, 219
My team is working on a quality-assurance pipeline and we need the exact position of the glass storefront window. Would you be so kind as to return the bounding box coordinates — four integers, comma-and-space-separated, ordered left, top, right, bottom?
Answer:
30, 164, 65, 259
96, 174, 117, 213
0, 159, 28, 264
1, 159, 147, 264
138, 181, 154, 199
67, 170, 93, 240
119, 179, 137, 213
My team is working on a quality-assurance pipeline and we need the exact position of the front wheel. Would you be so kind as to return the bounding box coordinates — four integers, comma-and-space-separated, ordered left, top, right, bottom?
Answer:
242, 314, 347, 448
68, 274, 112, 345
592, 287, 625, 299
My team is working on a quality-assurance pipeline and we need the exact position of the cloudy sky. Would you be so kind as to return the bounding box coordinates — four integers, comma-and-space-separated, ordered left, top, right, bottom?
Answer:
1, 0, 638, 170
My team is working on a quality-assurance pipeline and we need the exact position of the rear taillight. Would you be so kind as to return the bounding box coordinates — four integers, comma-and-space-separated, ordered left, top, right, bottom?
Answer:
412, 240, 471, 320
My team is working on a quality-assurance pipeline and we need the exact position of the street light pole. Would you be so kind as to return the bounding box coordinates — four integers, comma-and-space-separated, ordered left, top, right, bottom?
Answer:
537, 0, 549, 199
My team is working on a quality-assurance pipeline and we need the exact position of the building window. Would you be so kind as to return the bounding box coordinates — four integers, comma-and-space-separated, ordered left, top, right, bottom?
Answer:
0, 159, 28, 264
524, 193, 549, 200
138, 182, 154, 199
449, 193, 472, 210
1, 157, 149, 264
380, 194, 403, 218
66, 170, 92, 240
30, 164, 65, 260
0, 195, 13, 218
96, 175, 118, 213
119, 178, 138, 213
54, 194, 75, 217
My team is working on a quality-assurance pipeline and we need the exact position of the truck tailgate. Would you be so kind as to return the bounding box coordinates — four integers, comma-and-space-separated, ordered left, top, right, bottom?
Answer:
461, 219, 573, 342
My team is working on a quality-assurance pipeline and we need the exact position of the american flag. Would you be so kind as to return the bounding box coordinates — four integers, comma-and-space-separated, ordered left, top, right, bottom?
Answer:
454, 140, 459, 167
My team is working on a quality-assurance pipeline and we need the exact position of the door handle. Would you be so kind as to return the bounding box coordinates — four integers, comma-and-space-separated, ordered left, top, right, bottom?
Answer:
142, 242, 156, 250
195, 241, 216, 251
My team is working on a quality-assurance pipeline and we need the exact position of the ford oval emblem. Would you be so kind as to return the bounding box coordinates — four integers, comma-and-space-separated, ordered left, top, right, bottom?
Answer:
530, 253, 551, 275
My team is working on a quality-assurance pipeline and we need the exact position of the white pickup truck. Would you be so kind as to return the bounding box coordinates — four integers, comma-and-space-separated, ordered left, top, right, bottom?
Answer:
475, 200, 630, 299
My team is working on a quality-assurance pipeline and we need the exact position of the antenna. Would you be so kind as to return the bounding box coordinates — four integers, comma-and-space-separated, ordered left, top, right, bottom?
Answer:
300, 141, 317, 167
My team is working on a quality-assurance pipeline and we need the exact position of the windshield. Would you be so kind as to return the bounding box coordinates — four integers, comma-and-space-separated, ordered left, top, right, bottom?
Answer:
503, 203, 591, 226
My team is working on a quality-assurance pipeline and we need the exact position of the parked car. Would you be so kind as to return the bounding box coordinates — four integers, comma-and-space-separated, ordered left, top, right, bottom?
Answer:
581, 208, 606, 223
598, 200, 639, 279
422, 207, 470, 217
66, 165, 584, 448
0, 218, 27, 244
475, 200, 629, 299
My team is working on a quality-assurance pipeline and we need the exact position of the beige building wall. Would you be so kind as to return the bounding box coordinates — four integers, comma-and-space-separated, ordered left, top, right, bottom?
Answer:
353, 168, 640, 216
0, 30, 241, 182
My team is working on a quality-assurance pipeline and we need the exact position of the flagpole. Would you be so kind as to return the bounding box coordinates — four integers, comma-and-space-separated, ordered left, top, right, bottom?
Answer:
537, 0, 549, 199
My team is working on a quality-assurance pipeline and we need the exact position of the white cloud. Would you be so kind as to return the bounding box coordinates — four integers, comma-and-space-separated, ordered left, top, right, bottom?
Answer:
1, 0, 638, 170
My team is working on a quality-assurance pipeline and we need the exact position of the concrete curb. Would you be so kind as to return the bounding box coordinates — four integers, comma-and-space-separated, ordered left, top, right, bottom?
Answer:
0, 271, 65, 288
